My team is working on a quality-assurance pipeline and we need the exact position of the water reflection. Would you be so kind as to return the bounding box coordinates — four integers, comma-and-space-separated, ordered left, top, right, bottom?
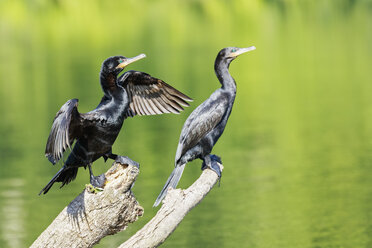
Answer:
0, 0, 372, 247
0, 179, 25, 248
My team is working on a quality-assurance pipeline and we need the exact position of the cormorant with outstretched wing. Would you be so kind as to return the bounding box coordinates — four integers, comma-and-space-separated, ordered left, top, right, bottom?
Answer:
40, 54, 192, 195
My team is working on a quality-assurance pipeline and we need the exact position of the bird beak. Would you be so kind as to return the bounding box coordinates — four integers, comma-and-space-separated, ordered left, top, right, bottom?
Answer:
230, 46, 256, 57
116, 53, 146, 69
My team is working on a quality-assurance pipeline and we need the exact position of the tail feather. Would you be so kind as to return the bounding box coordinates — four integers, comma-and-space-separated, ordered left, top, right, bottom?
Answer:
39, 166, 78, 195
153, 164, 186, 207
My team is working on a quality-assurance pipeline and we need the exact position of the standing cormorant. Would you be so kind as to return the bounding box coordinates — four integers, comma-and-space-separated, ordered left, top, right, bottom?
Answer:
40, 54, 192, 195
153, 46, 256, 207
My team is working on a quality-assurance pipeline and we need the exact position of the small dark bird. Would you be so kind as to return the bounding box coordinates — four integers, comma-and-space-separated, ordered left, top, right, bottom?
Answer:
153, 46, 256, 207
40, 54, 192, 195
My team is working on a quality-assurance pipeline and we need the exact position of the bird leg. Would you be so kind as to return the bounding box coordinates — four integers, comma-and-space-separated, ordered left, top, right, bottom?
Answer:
105, 152, 140, 169
201, 154, 222, 178
88, 164, 106, 189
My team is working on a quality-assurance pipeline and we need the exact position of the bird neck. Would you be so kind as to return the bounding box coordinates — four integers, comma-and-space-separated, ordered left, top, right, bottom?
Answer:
214, 59, 236, 93
100, 70, 119, 97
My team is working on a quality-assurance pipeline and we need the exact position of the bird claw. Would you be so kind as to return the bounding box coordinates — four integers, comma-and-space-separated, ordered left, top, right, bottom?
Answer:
115, 156, 140, 169
103, 155, 109, 162
201, 154, 222, 178
89, 173, 106, 189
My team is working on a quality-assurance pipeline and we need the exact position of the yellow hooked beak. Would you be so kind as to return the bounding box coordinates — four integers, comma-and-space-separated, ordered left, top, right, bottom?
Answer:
116, 53, 146, 69
230, 46, 256, 57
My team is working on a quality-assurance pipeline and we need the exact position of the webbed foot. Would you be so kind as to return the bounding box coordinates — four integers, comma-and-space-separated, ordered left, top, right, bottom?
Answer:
87, 164, 106, 189
90, 173, 106, 189
115, 156, 140, 169
202, 154, 222, 178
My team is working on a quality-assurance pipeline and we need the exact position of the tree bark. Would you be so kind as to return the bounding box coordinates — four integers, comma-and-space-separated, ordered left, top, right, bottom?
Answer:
31, 163, 143, 248
31, 161, 223, 248
119, 162, 223, 248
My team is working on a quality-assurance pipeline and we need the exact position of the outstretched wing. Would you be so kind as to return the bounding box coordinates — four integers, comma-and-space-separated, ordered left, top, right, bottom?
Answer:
45, 99, 81, 164
118, 70, 192, 117
175, 92, 229, 163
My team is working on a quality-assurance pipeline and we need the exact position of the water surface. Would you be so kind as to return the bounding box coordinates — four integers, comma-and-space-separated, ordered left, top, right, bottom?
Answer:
0, 1, 372, 247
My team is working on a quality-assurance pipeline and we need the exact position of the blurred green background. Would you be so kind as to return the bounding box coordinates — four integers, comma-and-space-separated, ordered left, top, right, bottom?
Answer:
1, 0, 372, 247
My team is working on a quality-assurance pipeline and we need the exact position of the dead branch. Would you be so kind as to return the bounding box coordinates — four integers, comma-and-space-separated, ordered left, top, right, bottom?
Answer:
31, 161, 223, 248
119, 163, 223, 248
31, 163, 143, 248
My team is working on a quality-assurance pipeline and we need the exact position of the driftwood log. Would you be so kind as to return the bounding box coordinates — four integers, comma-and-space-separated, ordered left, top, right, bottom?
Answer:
31, 161, 223, 248
119, 162, 223, 248
31, 163, 143, 248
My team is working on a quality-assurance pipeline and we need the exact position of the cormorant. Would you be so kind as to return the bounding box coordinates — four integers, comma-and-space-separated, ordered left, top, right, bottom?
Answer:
40, 54, 192, 195
153, 46, 256, 207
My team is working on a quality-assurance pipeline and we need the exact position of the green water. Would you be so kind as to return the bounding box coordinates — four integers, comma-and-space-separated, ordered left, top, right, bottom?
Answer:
1, 0, 372, 247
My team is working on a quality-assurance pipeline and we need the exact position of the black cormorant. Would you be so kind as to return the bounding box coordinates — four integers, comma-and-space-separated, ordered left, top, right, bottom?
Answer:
40, 54, 192, 195
153, 46, 256, 207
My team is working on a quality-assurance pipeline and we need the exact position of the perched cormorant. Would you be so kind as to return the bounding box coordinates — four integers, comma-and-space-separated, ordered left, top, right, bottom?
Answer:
40, 54, 192, 195
153, 46, 256, 207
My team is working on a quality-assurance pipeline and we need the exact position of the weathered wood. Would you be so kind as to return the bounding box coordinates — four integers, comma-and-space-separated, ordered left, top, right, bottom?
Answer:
119, 163, 223, 248
31, 163, 143, 248
32, 161, 223, 248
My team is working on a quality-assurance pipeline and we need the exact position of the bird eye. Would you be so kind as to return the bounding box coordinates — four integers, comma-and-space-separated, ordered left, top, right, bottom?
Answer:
119, 59, 124, 63
231, 49, 237, 53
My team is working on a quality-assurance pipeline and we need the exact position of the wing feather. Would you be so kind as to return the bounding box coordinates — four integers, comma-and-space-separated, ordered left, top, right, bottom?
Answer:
175, 92, 229, 163
117, 70, 192, 117
163, 87, 191, 107
133, 95, 145, 116
150, 94, 172, 114
147, 98, 162, 114
137, 93, 152, 115
152, 98, 171, 114
158, 93, 183, 113
45, 99, 81, 164
130, 94, 141, 116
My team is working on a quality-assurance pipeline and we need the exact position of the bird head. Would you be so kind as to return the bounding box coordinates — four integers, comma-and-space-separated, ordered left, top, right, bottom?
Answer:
217, 46, 256, 64
101, 54, 146, 75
